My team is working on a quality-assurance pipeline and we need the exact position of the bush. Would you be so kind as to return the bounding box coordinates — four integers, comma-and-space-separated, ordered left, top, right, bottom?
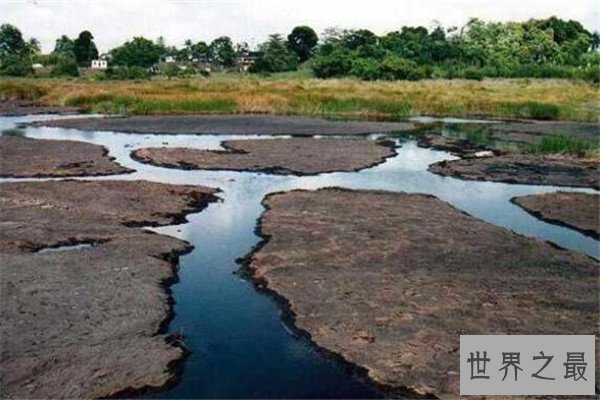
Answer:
104, 66, 150, 80
574, 66, 600, 83
350, 57, 380, 80
379, 56, 427, 81
161, 63, 180, 79
50, 57, 79, 77
310, 49, 352, 78
504, 64, 573, 79
462, 67, 484, 80
443, 66, 457, 79
0, 55, 33, 77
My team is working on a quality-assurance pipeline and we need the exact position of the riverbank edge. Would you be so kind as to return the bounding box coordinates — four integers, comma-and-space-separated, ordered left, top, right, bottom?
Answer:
236, 188, 441, 399
129, 138, 399, 176
105, 189, 221, 398
235, 186, 600, 399
510, 194, 600, 240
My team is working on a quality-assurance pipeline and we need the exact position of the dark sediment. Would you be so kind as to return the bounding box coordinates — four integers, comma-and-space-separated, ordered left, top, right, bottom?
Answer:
448, 120, 600, 146
485, 120, 600, 142
0, 180, 219, 399
132, 138, 396, 175
245, 188, 599, 397
0, 136, 133, 178
428, 154, 600, 188
416, 134, 499, 157
512, 191, 600, 239
29, 114, 416, 136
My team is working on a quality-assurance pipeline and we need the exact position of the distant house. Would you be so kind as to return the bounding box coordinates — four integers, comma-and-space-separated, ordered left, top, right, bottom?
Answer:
91, 59, 108, 69
164, 55, 175, 63
238, 51, 259, 71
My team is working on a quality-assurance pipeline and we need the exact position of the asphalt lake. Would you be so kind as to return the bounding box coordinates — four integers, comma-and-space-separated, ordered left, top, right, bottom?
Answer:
1, 115, 597, 398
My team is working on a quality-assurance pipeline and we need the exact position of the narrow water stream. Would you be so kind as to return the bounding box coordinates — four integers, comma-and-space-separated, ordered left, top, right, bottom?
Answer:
1, 115, 598, 398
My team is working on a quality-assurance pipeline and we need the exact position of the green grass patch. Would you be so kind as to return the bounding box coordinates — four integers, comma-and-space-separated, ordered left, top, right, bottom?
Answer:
529, 134, 600, 156
64, 93, 118, 108
497, 101, 561, 120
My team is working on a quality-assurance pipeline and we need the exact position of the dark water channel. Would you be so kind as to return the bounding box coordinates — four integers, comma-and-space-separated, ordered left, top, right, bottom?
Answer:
1, 115, 598, 398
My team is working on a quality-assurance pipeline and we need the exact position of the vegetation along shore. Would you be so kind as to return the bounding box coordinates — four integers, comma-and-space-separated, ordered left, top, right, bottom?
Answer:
0, 16, 598, 121
1, 77, 598, 122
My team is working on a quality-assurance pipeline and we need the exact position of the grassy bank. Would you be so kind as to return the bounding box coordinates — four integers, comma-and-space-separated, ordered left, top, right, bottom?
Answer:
1, 75, 598, 122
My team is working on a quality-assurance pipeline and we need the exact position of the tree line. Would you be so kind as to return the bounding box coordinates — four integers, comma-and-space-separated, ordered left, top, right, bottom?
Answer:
0, 16, 598, 81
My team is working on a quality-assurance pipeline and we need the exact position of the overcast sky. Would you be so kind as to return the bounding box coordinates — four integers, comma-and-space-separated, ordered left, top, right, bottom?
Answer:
1, 0, 598, 53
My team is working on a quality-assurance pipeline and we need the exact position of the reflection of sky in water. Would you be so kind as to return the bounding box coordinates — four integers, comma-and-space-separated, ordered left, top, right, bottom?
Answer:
1, 115, 598, 399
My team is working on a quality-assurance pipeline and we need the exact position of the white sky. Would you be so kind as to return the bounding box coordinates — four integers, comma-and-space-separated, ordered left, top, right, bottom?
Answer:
1, 0, 598, 53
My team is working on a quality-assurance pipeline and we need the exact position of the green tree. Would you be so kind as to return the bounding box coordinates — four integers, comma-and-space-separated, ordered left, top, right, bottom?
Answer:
0, 24, 28, 59
53, 35, 75, 58
287, 25, 318, 62
343, 29, 378, 50
110, 37, 164, 68
27, 38, 40, 56
209, 36, 236, 67
251, 34, 298, 73
191, 41, 209, 60
73, 30, 99, 66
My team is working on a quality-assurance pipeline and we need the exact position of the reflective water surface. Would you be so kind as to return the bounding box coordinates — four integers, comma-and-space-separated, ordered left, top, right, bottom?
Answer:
1, 115, 597, 398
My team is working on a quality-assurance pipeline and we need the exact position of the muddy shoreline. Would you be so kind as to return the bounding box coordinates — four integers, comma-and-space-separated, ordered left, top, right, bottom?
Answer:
131, 138, 397, 176
428, 154, 600, 189
0, 136, 134, 178
511, 192, 600, 239
244, 188, 599, 397
29, 114, 417, 136
0, 180, 219, 398
237, 193, 430, 399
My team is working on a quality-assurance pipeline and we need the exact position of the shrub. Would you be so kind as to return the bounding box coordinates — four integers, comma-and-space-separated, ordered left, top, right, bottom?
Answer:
50, 57, 79, 77
462, 67, 484, 81
379, 56, 426, 81
161, 63, 180, 79
104, 66, 150, 80
310, 49, 352, 78
574, 66, 600, 83
0, 55, 33, 76
350, 57, 380, 80
443, 66, 457, 79
504, 64, 573, 79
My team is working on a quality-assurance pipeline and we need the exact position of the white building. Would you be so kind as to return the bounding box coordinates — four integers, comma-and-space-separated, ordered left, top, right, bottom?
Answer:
91, 59, 108, 69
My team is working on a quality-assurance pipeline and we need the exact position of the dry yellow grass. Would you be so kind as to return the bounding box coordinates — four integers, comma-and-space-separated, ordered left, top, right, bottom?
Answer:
1, 76, 598, 121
